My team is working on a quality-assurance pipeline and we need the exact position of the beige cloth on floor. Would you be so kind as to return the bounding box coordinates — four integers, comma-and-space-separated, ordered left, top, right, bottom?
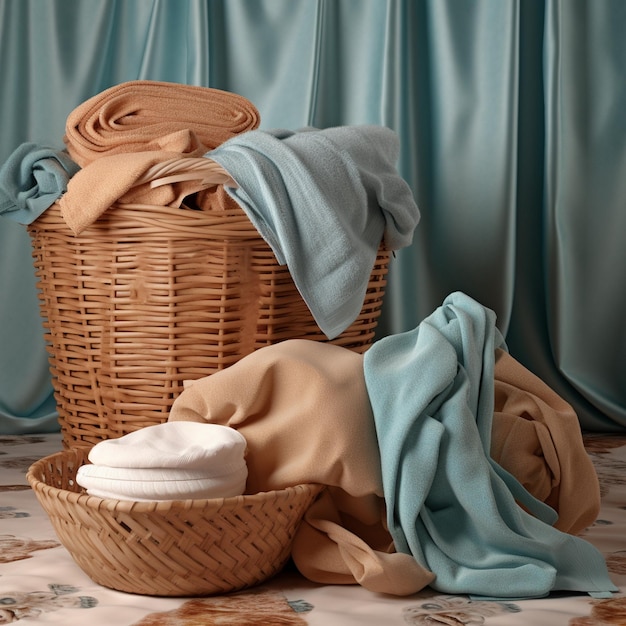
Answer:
168, 339, 433, 596
491, 348, 600, 535
167, 339, 600, 595
64, 80, 260, 167
57, 130, 231, 234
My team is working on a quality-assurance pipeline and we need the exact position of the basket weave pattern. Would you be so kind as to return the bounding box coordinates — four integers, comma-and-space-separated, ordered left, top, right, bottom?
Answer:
28, 198, 390, 447
27, 449, 322, 596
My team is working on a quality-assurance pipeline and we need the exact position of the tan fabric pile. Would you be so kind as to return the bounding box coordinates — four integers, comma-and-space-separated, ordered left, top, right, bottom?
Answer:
491, 348, 599, 535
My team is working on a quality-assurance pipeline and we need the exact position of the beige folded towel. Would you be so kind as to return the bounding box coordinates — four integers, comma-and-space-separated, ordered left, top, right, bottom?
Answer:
64, 80, 260, 167
57, 130, 232, 234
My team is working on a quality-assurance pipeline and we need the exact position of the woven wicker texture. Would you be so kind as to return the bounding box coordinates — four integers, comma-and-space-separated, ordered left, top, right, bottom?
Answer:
27, 449, 323, 596
28, 189, 390, 447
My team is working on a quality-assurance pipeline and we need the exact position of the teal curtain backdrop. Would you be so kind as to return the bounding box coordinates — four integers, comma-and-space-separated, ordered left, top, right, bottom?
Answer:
1, 0, 625, 433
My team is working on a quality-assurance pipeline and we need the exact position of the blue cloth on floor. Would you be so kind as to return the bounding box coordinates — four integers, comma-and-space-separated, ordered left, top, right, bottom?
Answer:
0, 143, 79, 224
363, 291, 618, 599
206, 126, 420, 339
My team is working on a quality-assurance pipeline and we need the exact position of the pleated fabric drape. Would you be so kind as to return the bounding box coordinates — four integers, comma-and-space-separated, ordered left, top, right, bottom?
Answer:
1, 0, 624, 433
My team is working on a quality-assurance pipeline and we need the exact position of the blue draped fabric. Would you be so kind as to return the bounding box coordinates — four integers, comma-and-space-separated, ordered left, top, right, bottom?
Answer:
1, 0, 625, 433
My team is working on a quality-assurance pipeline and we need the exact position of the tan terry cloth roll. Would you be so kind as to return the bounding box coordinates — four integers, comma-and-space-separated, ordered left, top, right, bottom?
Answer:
167, 339, 434, 596
491, 348, 601, 535
64, 80, 260, 167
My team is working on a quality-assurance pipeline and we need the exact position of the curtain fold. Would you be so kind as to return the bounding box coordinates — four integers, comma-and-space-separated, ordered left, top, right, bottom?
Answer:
539, 0, 626, 429
384, 0, 521, 329
1, 0, 624, 433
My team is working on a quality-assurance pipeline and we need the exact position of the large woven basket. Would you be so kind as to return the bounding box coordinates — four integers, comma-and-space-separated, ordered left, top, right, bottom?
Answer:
27, 449, 322, 596
28, 160, 390, 447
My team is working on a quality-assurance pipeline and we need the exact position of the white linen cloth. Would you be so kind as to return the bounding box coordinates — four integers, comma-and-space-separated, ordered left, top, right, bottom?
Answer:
76, 421, 248, 501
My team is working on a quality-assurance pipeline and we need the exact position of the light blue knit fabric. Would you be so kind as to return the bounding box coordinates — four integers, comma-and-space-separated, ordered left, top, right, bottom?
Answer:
0, 143, 79, 224
363, 291, 618, 599
206, 126, 420, 339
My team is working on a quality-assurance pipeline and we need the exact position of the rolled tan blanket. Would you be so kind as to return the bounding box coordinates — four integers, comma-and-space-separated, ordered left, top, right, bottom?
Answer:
491, 348, 600, 535
63, 79, 260, 167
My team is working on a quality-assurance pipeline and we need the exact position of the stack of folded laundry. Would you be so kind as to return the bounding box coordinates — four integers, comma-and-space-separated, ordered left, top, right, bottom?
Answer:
76, 421, 248, 501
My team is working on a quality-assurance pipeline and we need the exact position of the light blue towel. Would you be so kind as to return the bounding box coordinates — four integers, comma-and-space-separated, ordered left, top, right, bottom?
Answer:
363, 291, 618, 599
0, 143, 79, 225
206, 126, 420, 339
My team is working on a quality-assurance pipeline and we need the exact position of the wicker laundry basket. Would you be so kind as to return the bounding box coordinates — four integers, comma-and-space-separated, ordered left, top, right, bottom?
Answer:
27, 158, 390, 447
27, 449, 323, 596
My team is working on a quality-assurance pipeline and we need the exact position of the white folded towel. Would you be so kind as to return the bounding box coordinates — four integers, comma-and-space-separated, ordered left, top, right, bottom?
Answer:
75, 464, 247, 501
76, 422, 248, 501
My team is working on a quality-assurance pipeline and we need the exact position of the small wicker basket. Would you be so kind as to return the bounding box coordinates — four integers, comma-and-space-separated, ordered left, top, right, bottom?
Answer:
27, 449, 322, 596
28, 159, 390, 447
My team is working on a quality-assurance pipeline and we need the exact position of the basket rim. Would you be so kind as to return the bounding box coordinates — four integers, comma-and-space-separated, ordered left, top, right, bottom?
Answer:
27, 450, 323, 514
40, 200, 258, 232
